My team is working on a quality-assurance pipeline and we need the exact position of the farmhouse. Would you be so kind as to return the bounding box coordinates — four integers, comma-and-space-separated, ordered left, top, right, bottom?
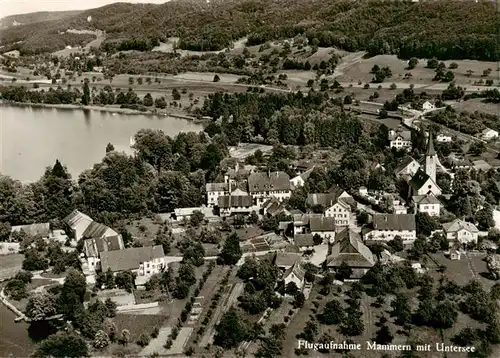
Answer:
306, 187, 355, 227
294, 233, 314, 251
248, 171, 291, 205
442, 219, 479, 246
63, 210, 93, 241
82, 234, 124, 273
262, 197, 290, 217
274, 252, 302, 270
99, 245, 166, 275
412, 194, 441, 216
422, 101, 436, 111
388, 128, 411, 150
309, 216, 336, 244
364, 214, 416, 243
327, 229, 375, 279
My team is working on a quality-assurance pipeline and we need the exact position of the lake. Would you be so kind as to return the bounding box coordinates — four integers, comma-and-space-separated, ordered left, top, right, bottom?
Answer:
0, 104, 204, 182
0, 304, 33, 357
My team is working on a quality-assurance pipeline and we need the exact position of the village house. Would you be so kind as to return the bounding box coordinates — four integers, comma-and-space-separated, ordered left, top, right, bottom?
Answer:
99, 245, 166, 276
388, 128, 412, 150
290, 166, 315, 189
364, 214, 417, 243
217, 195, 254, 217
262, 197, 290, 217
309, 216, 336, 244
306, 187, 355, 227
395, 157, 421, 179
472, 159, 492, 171
294, 233, 315, 252
63, 210, 94, 241
442, 219, 479, 246
412, 194, 441, 216
283, 262, 306, 290
422, 101, 436, 111
82, 234, 125, 283
274, 252, 302, 271
327, 229, 375, 279
481, 128, 499, 141
436, 133, 452, 143
248, 171, 291, 206
206, 182, 229, 207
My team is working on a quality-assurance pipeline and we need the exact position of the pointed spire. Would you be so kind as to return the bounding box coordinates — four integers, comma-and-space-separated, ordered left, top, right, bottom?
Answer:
426, 131, 436, 156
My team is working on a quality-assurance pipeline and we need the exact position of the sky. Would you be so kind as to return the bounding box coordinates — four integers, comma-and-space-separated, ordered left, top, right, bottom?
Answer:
0, 0, 168, 18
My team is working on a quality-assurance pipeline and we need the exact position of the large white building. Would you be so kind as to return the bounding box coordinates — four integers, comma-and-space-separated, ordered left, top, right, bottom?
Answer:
99, 245, 166, 277
306, 187, 355, 227
442, 219, 479, 246
63, 210, 94, 241
364, 214, 417, 244
248, 171, 291, 205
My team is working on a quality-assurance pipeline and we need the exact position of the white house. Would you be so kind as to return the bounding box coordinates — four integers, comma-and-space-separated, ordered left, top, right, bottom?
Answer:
412, 194, 441, 216
481, 128, 499, 141
388, 128, 412, 150
290, 166, 314, 189
218, 195, 254, 217
442, 219, 479, 246
394, 157, 420, 178
99, 245, 166, 276
306, 189, 355, 227
364, 214, 417, 244
436, 134, 452, 143
422, 101, 436, 111
63, 210, 94, 241
248, 171, 291, 206
309, 216, 336, 244
283, 262, 305, 290
206, 182, 229, 207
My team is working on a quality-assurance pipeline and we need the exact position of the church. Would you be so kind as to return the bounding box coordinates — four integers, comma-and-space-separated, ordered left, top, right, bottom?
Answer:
408, 132, 442, 197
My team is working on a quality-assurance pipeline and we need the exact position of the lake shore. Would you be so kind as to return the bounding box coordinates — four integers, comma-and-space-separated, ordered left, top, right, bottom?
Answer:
0, 100, 207, 123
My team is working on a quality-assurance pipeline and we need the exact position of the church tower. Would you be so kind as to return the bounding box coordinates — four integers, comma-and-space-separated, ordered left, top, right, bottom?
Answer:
425, 132, 437, 183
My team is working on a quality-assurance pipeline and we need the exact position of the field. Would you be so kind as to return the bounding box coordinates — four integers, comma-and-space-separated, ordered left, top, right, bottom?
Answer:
0, 254, 24, 281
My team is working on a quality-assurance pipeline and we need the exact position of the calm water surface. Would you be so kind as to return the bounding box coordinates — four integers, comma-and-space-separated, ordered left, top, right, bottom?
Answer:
0, 105, 203, 182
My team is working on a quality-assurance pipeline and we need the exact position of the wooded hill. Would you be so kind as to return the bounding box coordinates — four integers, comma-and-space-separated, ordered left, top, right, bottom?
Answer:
1, 0, 498, 60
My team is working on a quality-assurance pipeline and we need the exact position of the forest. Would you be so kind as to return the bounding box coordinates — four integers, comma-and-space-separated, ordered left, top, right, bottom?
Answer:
0, 0, 498, 60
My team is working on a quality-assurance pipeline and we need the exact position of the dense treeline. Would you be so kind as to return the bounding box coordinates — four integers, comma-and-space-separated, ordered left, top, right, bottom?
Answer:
202, 91, 362, 147
428, 107, 500, 136
0, 129, 227, 226
1, 0, 498, 60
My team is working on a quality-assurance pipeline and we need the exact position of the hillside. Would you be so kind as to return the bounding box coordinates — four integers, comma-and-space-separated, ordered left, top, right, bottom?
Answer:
0, 10, 83, 29
0, 0, 498, 60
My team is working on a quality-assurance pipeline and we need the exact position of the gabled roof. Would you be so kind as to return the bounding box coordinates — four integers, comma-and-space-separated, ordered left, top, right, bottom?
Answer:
100, 245, 165, 272
63, 210, 93, 228
218, 195, 253, 208
394, 156, 419, 174
327, 229, 375, 268
294, 234, 314, 247
309, 216, 336, 232
389, 129, 411, 141
11, 223, 50, 237
442, 219, 479, 234
409, 169, 432, 190
372, 214, 416, 231
206, 182, 228, 192
412, 194, 441, 205
275, 252, 301, 268
248, 171, 290, 192
284, 262, 305, 282
84, 235, 124, 258
263, 199, 288, 217
82, 221, 117, 239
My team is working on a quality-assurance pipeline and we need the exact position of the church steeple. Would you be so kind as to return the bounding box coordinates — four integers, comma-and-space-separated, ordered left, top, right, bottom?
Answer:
426, 131, 436, 156
425, 131, 437, 183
